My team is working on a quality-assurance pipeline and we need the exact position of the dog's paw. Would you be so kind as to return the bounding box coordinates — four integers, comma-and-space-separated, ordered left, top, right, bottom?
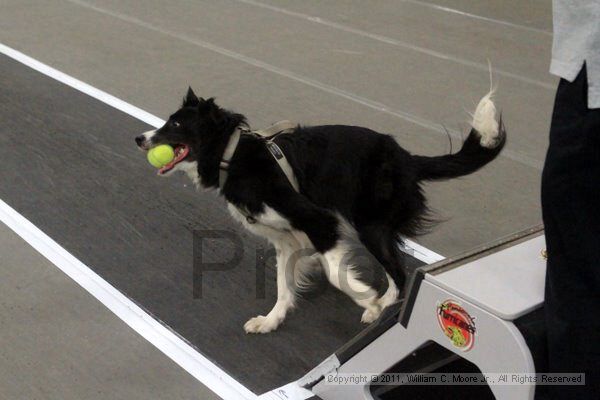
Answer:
244, 315, 280, 334
361, 308, 381, 324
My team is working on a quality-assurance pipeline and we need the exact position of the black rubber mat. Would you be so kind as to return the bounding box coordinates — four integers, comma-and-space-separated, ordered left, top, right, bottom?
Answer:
0, 55, 423, 394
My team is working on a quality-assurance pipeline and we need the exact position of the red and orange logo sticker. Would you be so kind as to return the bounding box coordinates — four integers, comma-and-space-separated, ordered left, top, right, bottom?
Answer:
437, 300, 476, 351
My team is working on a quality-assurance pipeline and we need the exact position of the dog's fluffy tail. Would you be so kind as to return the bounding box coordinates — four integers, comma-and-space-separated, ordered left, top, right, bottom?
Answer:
413, 91, 506, 182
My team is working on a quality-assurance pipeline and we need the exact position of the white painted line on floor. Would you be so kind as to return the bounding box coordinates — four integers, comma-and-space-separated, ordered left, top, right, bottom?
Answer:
63, 0, 543, 171
401, 238, 445, 264
402, 0, 552, 36
233, 0, 554, 90
0, 198, 256, 400
0, 43, 163, 129
0, 41, 442, 399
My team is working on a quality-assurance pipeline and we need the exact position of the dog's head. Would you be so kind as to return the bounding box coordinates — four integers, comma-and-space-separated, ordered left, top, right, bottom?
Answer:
135, 87, 245, 187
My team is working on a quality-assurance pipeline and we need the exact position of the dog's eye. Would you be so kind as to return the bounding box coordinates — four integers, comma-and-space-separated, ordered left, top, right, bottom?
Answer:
172, 121, 180, 128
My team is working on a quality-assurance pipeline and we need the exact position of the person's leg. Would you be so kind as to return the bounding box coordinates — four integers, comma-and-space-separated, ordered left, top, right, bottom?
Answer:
541, 66, 600, 399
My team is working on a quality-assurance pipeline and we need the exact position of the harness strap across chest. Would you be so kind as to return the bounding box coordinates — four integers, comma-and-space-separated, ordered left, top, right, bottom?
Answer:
219, 120, 300, 192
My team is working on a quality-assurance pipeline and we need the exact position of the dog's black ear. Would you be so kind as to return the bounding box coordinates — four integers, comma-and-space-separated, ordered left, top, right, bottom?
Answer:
183, 86, 200, 107
198, 98, 223, 125
198, 97, 217, 114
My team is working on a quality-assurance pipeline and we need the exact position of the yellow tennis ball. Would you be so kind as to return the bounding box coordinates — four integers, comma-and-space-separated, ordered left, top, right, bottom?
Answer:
147, 144, 175, 168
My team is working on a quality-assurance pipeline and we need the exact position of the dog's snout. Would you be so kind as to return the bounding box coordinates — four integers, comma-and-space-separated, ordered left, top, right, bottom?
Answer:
136, 130, 157, 150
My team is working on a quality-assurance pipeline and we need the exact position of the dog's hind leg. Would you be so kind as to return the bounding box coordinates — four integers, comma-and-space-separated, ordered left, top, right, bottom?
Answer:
377, 273, 400, 311
319, 241, 383, 323
244, 232, 305, 334
357, 224, 403, 310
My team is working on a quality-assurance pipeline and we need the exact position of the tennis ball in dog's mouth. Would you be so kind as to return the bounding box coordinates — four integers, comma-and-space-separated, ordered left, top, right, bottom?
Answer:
147, 144, 175, 168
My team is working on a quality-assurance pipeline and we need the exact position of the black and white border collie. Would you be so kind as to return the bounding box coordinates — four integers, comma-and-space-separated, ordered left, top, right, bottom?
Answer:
135, 88, 505, 334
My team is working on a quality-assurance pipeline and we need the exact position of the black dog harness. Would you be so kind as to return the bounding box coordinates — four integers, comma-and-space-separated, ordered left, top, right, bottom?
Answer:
219, 120, 300, 192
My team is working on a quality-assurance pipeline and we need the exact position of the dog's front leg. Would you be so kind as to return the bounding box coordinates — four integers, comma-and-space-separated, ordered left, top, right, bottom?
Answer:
244, 237, 298, 334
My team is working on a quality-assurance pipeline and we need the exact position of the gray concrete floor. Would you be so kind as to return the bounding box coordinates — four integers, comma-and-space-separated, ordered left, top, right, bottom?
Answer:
0, 0, 553, 398
0, 222, 220, 400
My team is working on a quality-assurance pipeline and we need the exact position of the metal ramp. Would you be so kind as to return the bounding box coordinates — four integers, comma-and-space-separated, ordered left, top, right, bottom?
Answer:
301, 227, 546, 400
